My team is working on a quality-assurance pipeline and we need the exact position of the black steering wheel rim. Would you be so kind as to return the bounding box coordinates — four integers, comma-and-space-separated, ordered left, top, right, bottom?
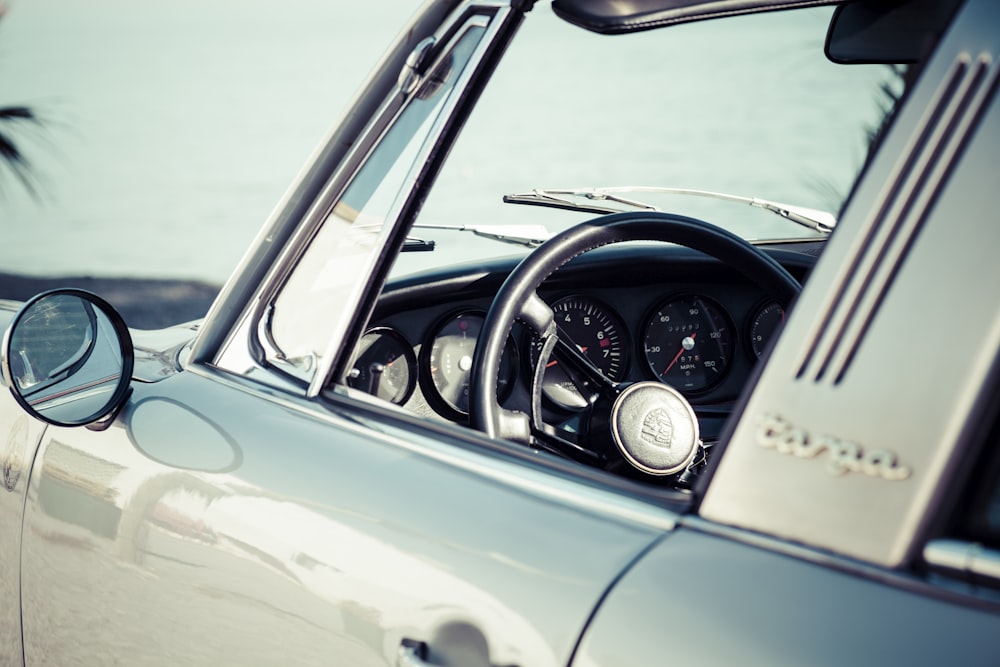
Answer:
469, 211, 800, 446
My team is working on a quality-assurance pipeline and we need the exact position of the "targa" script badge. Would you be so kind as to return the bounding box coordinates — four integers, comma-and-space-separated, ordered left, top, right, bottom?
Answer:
756, 413, 911, 481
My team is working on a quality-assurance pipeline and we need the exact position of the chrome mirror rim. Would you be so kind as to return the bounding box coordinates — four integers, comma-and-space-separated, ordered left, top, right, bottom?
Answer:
1, 288, 134, 428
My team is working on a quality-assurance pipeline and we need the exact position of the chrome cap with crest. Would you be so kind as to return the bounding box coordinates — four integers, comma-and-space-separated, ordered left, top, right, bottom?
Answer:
610, 381, 700, 476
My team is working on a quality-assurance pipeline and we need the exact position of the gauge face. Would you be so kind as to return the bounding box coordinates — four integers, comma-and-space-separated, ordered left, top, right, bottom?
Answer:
642, 295, 734, 393
346, 328, 416, 405
424, 311, 515, 418
541, 296, 627, 410
748, 301, 785, 359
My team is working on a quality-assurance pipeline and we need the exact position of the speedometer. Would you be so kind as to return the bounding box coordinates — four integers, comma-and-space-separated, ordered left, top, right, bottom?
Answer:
541, 296, 627, 410
642, 294, 733, 393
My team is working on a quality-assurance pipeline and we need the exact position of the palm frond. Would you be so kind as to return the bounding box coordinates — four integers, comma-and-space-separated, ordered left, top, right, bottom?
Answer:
0, 106, 38, 122
0, 120, 41, 199
0, 0, 43, 198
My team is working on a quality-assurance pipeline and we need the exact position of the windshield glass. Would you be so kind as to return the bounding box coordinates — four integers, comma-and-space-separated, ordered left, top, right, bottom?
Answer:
392, 4, 907, 277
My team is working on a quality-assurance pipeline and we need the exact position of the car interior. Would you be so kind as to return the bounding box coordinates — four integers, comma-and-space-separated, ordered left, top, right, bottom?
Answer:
321, 0, 963, 490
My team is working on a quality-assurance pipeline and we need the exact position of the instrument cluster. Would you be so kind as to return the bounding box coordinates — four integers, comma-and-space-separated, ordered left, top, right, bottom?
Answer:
347, 285, 786, 422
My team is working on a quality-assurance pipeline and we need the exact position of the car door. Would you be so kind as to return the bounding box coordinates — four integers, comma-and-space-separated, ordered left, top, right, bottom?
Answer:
15, 3, 682, 665
19, 368, 677, 666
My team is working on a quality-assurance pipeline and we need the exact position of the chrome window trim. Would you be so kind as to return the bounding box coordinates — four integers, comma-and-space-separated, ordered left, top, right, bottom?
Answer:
307, 9, 503, 397
925, 539, 1000, 583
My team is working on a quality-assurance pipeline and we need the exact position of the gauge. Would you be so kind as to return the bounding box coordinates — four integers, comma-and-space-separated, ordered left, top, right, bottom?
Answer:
541, 296, 627, 410
748, 301, 785, 359
642, 294, 734, 393
422, 311, 516, 418
346, 327, 416, 405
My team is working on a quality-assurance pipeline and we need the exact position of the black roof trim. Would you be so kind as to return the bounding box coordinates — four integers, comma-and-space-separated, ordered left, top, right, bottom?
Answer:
550, 0, 838, 34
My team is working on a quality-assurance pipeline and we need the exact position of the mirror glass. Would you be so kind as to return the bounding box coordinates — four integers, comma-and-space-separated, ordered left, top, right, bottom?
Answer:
4, 291, 133, 426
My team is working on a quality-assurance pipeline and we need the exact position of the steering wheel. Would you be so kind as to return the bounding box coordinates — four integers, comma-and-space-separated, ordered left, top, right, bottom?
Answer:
469, 211, 800, 477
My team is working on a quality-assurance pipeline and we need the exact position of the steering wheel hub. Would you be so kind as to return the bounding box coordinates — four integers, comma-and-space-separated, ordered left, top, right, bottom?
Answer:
610, 381, 700, 476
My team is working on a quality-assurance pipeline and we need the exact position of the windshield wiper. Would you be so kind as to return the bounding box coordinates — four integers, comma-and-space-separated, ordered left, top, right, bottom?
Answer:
409, 223, 553, 248
503, 186, 837, 234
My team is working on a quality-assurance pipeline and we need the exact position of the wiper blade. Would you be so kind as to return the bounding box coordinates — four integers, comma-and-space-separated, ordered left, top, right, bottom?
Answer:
403, 236, 436, 252
504, 186, 837, 234
503, 189, 654, 215
410, 223, 553, 248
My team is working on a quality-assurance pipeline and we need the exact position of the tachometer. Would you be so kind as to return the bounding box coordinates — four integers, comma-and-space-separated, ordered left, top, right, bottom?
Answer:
541, 296, 627, 410
642, 294, 733, 393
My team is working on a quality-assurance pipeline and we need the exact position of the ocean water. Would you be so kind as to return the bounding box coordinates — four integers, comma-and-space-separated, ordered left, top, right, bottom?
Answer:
1, 0, 894, 283
1, 0, 421, 281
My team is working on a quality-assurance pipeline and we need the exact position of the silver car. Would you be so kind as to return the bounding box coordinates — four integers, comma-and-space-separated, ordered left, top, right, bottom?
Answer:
2, 0, 998, 664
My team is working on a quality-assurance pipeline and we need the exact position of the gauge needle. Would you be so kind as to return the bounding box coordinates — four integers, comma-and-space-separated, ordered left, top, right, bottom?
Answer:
663, 333, 696, 375
546, 345, 588, 368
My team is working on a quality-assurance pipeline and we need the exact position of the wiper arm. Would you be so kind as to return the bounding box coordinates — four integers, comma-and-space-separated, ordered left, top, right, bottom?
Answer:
504, 186, 836, 234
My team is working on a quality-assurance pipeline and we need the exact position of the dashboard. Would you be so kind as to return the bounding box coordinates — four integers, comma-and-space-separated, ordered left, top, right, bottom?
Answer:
347, 240, 820, 433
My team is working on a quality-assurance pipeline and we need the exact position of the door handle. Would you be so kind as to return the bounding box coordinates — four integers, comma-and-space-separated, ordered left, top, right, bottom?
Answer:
397, 638, 518, 667
397, 638, 432, 667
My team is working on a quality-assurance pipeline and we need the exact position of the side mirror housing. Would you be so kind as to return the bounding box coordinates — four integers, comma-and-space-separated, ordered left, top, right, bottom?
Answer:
1, 289, 133, 428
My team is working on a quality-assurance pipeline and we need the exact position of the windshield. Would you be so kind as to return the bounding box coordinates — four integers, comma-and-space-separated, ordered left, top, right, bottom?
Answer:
391, 4, 907, 277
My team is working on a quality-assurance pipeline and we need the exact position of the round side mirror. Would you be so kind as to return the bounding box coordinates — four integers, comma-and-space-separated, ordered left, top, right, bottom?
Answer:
1, 289, 133, 427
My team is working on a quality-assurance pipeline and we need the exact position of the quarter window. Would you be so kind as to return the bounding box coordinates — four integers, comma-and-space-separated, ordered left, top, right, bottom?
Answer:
264, 18, 492, 383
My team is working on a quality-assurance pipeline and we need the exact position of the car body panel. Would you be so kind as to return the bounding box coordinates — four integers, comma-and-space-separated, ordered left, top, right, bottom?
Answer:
19, 368, 671, 665
0, 400, 45, 666
573, 527, 1000, 666
0, 303, 41, 663
130, 322, 198, 382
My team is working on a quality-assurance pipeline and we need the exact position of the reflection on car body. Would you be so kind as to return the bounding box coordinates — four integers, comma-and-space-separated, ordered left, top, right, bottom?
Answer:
1, 0, 999, 665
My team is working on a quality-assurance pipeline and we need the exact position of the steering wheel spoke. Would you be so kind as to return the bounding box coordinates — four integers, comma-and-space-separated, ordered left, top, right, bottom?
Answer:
493, 406, 533, 444
551, 334, 621, 400
517, 291, 556, 337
